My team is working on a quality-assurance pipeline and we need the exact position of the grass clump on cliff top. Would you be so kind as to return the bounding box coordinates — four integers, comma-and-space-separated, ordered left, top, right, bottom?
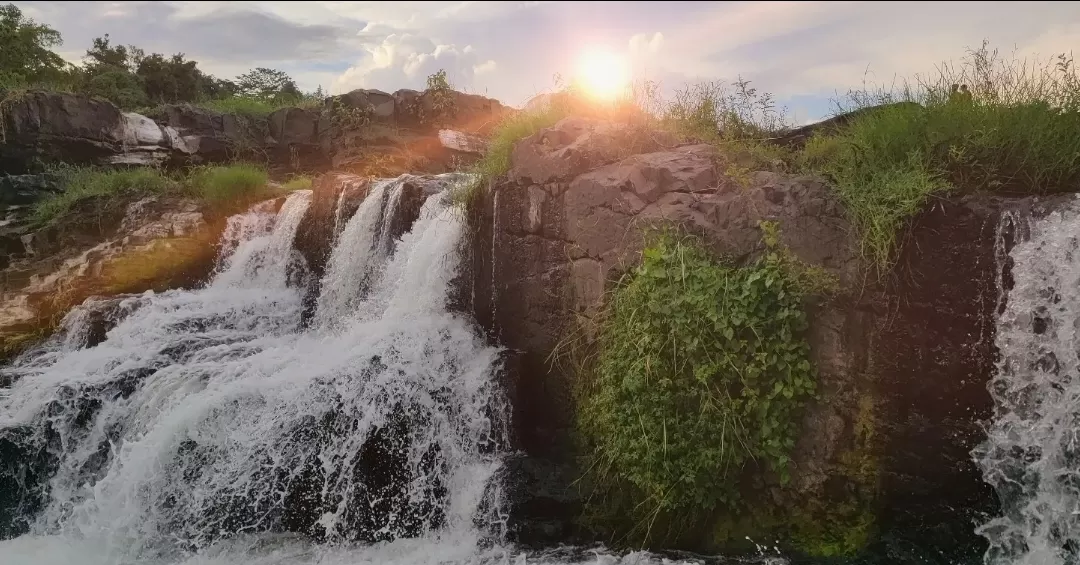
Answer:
449, 90, 577, 210
30, 166, 177, 225
31, 163, 274, 226
799, 41, 1080, 270
186, 163, 270, 203
574, 226, 816, 546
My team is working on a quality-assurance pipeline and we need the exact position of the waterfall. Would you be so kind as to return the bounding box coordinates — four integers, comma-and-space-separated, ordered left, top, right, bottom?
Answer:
0, 177, 718, 565
976, 197, 1080, 565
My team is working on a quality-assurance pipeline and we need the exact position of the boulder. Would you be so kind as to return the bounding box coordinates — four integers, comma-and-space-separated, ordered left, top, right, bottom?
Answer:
148, 104, 266, 162
0, 90, 125, 171
470, 116, 869, 549
770, 102, 924, 149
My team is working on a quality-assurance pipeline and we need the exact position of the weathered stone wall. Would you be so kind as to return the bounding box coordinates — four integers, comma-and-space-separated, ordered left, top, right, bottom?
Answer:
468, 116, 879, 550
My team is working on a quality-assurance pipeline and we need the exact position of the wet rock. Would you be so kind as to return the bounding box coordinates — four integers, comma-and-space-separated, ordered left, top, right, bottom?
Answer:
0, 195, 221, 360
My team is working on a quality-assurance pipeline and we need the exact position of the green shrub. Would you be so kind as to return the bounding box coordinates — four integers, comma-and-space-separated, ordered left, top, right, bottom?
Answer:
802, 41, 1080, 270
186, 163, 269, 203
31, 166, 177, 225
577, 228, 816, 534
194, 94, 319, 118
282, 175, 313, 191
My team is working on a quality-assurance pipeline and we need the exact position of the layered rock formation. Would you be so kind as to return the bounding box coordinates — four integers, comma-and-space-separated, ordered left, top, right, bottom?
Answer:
0, 194, 238, 358
1, 88, 507, 175
463, 116, 1062, 560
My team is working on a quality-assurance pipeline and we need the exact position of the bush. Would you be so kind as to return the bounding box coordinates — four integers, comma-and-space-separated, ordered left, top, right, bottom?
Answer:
801, 41, 1080, 269
186, 163, 269, 203
282, 175, 313, 191
195, 94, 319, 118
31, 166, 177, 225
576, 228, 816, 537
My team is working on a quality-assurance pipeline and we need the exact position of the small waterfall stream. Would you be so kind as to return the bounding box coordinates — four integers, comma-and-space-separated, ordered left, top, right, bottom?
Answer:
977, 197, 1080, 565
0, 178, 710, 565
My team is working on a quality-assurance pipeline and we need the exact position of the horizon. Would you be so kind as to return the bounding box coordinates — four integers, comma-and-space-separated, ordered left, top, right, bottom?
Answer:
11, 1, 1080, 123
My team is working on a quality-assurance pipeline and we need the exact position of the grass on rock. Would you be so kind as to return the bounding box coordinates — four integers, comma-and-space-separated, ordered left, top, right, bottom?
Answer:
800, 41, 1080, 270
31, 163, 276, 226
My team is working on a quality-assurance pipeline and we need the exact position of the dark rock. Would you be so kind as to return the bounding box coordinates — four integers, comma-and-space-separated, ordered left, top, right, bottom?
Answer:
770, 102, 924, 149
148, 104, 266, 163
0, 90, 124, 171
0, 173, 60, 207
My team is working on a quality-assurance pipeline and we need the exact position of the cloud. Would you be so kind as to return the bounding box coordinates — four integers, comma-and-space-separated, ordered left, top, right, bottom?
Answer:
473, 60, 497, 75
332, 32, 491, 94
14, 1, 1080, 118
629, 32, 663, 56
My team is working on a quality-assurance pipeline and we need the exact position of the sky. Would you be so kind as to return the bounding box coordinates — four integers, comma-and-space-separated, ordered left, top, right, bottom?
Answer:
12, 1, 1080, 123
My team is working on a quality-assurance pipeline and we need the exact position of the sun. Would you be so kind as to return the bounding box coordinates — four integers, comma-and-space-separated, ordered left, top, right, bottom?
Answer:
576, 48, 629, 101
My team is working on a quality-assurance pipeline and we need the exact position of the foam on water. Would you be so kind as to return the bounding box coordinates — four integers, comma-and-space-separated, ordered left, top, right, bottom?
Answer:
976, 197, 1080, 565
0, 179, 752, 565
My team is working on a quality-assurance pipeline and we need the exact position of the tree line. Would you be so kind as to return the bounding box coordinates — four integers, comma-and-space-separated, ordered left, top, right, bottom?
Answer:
0, 3, 323, 109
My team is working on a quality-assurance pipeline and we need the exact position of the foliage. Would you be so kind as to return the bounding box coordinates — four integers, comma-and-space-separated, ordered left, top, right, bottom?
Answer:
326, 96, 373, 131
135, 52, 213, 105
31, 164, 272, 226
799, 40, 1080, 270
31, 166, 177, 225
195, 94, 318, 118
84, 67, 148, 109
282, 175, 313, 191
235, 67, 301, 103
576, 228, 816, 539
0, 3, 68, 87
186, 163, 270, 203
421, 68, 456, 126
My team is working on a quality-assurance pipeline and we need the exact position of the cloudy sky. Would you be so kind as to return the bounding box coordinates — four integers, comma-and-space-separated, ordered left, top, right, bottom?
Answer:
13, 1, 1080, 122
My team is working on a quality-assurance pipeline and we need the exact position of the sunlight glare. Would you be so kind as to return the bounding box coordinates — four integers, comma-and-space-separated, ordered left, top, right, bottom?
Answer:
576, 48, 629, 100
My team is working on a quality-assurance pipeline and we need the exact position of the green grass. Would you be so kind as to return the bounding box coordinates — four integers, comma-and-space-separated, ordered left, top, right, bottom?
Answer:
31, 164, 273, 226
31, 166, 178, 225
450, 94, 575, 210
282, 175, 313, 191
185, 163, 270, 203
799, 41, 1080, 270
191, 94, 321, 118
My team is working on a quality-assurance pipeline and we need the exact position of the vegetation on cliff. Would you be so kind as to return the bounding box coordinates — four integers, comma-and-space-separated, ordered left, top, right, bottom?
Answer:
572, 226, 821, 548
31, 163, 278, 226
799, 41, 1080, 270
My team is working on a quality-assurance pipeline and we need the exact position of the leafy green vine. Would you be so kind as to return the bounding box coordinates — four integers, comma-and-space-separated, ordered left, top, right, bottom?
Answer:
576, 225, 817, 537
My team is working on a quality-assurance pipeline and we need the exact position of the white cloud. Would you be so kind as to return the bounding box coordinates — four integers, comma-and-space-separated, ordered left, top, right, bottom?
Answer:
332, 32, 492, 93
629, 32, 663, 56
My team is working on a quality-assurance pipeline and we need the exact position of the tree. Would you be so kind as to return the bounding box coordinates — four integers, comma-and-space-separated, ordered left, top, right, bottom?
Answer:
235, 67, 299, 101
0, 3, 69, 86
84, 34, 135, 72
136, 52, 209, 104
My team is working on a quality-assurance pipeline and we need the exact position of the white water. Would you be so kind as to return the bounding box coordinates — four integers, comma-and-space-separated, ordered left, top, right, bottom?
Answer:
0, 179, 723, 565
976, 197, 1080, 565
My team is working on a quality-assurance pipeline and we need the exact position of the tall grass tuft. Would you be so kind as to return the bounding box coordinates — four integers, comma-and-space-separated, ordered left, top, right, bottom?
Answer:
802, 40, 1080, 270
31, 166, 178, 225
186, 163, 270, 203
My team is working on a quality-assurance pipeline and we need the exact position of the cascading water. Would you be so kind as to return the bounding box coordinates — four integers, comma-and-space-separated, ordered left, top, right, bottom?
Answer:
976, 197, 1080, 565
0, 177, 728, 565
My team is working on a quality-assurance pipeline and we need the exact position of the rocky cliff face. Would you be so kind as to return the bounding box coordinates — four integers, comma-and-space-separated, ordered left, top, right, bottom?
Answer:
463, 116, 1064, 559
0, 193, 230, 358
0, 88, 508, 175
467, 117, 871, 549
